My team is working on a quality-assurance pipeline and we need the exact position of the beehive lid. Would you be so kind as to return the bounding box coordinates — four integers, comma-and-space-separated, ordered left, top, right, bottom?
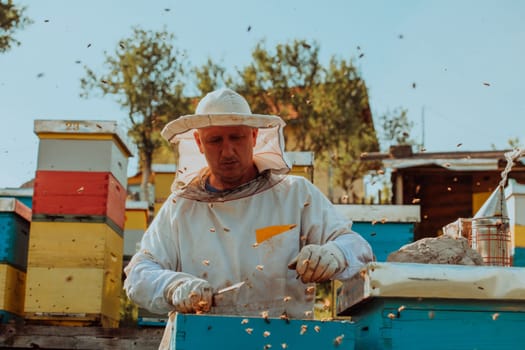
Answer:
152, 164, 177, 173
0, 198, 31, 221
337, 262, 525, 314
335, 204, 421, 223
126, 200, 149, 210
284, 151, 314, 166
0, 187, 33, 197
34, 119, 132, 157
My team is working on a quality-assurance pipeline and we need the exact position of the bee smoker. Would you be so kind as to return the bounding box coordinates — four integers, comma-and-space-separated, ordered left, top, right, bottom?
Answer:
471, 185, 512, 266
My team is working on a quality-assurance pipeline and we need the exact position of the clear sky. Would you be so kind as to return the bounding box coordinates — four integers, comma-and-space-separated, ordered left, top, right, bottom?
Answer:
1, 0, 524, 188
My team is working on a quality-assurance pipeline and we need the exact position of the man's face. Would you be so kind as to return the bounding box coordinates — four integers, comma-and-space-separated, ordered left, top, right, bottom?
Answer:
194, 125, 258, 190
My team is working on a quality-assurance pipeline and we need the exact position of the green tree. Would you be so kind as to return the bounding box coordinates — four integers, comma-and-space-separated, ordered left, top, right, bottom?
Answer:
0, 0, 32, 53
80, 27, 192, 202
231, 39, 379, 200
492, 137, 524, 151
314, 58, 380, 200
235, 39, 322, 151
193, 58, 231, 95
379, 108, 416, 149
507, 137, 523, 150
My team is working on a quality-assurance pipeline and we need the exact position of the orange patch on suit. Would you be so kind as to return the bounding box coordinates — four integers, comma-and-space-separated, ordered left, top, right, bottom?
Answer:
255, 224, 297, 243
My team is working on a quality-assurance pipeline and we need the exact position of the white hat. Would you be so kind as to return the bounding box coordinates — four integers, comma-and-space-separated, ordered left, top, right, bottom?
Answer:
161, 88, 291, 190
161, 88, 285, 142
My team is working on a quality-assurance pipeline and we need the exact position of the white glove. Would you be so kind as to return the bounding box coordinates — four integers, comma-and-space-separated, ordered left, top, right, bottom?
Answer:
165, 277, 213, 314
289, 242, 347, 283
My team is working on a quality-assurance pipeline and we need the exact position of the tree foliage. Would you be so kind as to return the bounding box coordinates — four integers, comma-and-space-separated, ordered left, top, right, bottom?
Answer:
193, 58, 231, 95
507, 137, 523, 150
80, 27, 192, 202
80, 31, 383, 203
234, 39, 321, 151
378, 108, 416, 149
314, 58, 380, 197
0, 0, 32, 53
227, 39, 379, 199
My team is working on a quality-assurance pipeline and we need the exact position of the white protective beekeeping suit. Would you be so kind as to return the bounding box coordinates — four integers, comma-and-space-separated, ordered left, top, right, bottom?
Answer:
123, 88, 374, 349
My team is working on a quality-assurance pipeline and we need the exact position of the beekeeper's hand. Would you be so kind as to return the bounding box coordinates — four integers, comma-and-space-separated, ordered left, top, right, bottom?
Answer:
288, 242, 347, 283
165, 277, 213, 313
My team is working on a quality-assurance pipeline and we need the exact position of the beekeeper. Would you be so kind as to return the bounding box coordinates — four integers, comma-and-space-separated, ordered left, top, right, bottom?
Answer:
124, 87, 374, 347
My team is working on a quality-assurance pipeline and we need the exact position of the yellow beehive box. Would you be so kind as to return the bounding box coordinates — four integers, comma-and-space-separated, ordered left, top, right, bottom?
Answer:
286, 151, 314, 182
27, 221, 122, 269
516, 225, 525, 247
153, 166, 175, 202
24, 221, 123, 327
125, 201, 149, 231
124, 201, 148, 257
505, 179, 525, 248
24, 266, 120, 327
0, 263, 25, 317
152, 164, 176, 216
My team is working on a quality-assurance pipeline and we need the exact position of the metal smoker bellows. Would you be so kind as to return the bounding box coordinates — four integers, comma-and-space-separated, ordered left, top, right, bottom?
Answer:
471, 185, 511, 266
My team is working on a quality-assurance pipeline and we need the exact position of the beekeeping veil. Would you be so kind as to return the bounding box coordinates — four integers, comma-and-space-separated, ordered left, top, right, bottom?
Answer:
161, 88, 290, 190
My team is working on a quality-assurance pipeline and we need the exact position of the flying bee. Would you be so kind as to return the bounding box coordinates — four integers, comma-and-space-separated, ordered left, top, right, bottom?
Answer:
300, 325, 308, 335
334, 334, 344, 346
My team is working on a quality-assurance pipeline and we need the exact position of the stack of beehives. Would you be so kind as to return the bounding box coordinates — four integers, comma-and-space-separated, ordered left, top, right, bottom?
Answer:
24, 120, 131, 328
0, 197, 30, 323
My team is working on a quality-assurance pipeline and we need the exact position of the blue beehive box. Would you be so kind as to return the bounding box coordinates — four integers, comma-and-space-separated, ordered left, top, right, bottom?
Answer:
0, 198, 31, 270
137, 307, 168, 327
515, 247, 525, 266
0, 188, 33, 209
349, 297, 525, 350
337, 262, 525, 350
171, 313, 356, 349
336, 205, 420, 261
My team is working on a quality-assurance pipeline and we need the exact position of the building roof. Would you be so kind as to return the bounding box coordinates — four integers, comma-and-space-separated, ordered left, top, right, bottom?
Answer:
363, 146, 525, 172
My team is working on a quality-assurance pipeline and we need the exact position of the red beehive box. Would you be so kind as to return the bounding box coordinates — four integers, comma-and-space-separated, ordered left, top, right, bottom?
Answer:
32, 171, 127, 230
